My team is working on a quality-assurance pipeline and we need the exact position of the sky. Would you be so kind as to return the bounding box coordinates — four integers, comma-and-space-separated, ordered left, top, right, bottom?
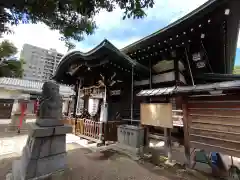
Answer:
1, 0, 240, 64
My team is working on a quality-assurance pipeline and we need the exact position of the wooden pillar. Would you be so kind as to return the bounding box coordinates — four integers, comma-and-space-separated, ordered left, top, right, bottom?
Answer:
145, 59, 152, 147
182, 96, 191, 167
73, 80, 79, 118
101, 86, 109, 145
67, 99, 72, 117
99, 103, 104, 143
130, 65, 134, 123
184, 48, 195, 85
164, 128, 172, 163
73, 79, 82, 135
163, 97, 172, 163
149, 59, 152, 89
172, 50, 179, 85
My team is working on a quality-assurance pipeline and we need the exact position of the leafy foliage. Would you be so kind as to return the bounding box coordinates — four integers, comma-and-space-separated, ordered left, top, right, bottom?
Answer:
0, 40, 17, 59
65, 41, 76, 51
233, 65, 240, 74
0, 40, 24, 78
0, 59, 24, 77
1, 0, 154, 45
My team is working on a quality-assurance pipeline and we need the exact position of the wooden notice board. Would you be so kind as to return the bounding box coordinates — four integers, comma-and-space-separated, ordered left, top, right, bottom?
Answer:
140, 103, 173, 128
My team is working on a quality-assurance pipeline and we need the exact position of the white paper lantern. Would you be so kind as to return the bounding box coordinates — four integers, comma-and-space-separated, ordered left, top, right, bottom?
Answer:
76, 98, 84, 115
88, 98, 100, 116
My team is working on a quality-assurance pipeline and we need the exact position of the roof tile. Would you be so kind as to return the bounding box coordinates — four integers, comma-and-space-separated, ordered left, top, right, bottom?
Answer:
0, 77, 74, 96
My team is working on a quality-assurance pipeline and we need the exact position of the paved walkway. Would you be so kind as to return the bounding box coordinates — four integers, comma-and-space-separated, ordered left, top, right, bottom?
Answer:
0, 135, 27, 157
0, 133, 97, 159
0, 118, 98, 158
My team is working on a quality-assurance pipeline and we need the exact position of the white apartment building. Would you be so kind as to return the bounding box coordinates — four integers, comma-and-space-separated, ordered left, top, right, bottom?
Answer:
21, 44, 63, 81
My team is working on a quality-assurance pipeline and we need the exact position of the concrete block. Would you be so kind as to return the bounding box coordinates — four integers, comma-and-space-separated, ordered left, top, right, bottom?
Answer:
35, 153, 67, 177
36, 118, 64, 127
50, 135, 66, 155
12, 150, 67, 180
12, 160, 24, 180
5, 172, 12, 180
26, 135, 66, 159
28, 123, 71, 138
26, 137, 44, 159
19, 147, 37, 179
54, 125, 72, 135
28, 123, 54, 137
38, 138, 52, 159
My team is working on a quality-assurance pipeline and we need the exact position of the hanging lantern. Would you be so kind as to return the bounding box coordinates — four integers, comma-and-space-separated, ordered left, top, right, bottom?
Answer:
88, 98, 100, 116
76, 98, 84, 115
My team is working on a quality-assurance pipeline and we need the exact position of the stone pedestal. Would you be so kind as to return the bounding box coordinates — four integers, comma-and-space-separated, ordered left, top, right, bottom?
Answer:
11, 123, 72, 180
10, 81, 72, 180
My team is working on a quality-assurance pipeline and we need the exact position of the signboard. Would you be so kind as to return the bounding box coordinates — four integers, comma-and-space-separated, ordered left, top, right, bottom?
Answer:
110, 90, 121, 96
140, 103, 173, 128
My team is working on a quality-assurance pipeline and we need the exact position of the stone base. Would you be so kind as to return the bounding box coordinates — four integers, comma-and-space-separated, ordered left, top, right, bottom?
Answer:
11, 151, 67, 180
28, 123, 72, 137
9, 162, 70, 180
36, 119, 64, 127
10, 122, 72, 180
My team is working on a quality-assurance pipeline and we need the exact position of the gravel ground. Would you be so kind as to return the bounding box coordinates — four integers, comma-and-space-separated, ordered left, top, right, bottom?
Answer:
0, 145, 217, 180
66, 148, 218, 180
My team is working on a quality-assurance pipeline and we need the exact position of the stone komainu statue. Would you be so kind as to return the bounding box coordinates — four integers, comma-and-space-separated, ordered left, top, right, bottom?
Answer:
37, 81, 62, 121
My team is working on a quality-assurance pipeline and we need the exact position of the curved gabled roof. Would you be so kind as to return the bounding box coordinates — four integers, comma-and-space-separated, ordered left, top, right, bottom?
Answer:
121, 0, 224, 53
121, 0, 239, 74
54, 0, 240, 85
53, 39, 149, 83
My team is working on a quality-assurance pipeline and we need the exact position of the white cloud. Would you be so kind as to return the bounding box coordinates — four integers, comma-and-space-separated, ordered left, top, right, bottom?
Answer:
74, 44, 94, 53
94, 8, 123, 31
1, 23, 68, 57
147, 0, 207, 21
94, 0, 208, 31
74, 36, 140, 53
112, 37, 141, 49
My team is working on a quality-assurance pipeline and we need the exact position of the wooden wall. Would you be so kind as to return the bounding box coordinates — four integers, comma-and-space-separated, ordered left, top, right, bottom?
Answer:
186, 94, 240, 158
108, 83, 132, 121
0, 99, 14, 119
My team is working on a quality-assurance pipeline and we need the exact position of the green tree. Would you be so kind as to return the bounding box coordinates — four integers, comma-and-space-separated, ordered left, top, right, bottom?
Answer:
0, 40, 24, 78
233, 65, 240, 74
0, 40, 17, 61
66, 41, 76, 52
0, 0, 154, 45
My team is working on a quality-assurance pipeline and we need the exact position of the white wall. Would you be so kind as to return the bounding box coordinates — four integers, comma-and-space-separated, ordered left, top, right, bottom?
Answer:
0, 89, 22, 99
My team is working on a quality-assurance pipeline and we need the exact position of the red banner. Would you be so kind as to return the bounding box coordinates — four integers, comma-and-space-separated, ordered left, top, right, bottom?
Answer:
34, 100, 39, 114
18, 102, 27, 129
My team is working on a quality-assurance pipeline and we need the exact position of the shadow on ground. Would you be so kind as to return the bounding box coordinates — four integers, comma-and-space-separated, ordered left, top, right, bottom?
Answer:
0, 145, 219, 180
